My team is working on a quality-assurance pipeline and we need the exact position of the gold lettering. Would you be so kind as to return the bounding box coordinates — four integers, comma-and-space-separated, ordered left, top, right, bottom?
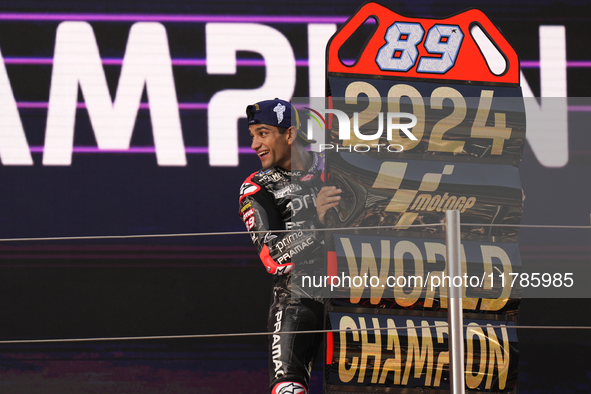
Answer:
340, 238, 392, 304
424, 242, 447, 308
410, 193, 431, 210
338, 316, 360, 383
378, 319, 402, 385
387, 84, 425, 151
461, 245, 479, 310
394, 241, 424, 307
433, 321, 449, 387
454, 196, 467, 211
480, 246, 512, 311
485, 324, 510, 390
463, 196, 476, 212
470, 90, 512, 155
402, 320, 434, 386
340, 238, 363, 304
368, 240, 391, 304
344, 81, 382, 146
439, 245, 478, 309
465, 322, 487, 388
428, 87, 466, 153
443, 195, 457, 210
426, 195, 441, 211
358, 317, 382, 384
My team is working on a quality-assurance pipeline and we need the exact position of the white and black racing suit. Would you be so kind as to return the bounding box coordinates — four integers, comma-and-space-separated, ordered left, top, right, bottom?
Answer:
238, 151, 326, 393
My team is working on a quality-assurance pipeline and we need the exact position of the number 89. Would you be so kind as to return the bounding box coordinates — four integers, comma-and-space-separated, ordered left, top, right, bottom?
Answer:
376, 22, 464, 74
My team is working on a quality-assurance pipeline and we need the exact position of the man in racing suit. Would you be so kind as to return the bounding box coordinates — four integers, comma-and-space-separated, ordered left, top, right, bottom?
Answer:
238, 98, 341, 394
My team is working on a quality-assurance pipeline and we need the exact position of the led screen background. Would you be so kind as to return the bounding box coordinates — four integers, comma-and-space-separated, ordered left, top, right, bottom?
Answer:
0, 0, 589, 393
0, 0, 588, 241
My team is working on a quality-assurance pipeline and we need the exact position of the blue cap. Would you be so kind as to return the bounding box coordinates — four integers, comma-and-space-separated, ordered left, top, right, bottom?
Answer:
246, 98, 293, 128
246, 98, 316, 144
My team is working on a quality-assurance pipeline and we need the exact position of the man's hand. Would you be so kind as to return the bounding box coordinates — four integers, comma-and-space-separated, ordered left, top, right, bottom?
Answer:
316, 186, 342, 225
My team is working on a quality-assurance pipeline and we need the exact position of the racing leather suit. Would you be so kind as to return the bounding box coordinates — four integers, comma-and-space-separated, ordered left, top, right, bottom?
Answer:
238, 151, 326, 392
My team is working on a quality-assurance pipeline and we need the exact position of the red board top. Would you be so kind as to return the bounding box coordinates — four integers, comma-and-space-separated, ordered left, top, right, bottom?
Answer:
327, 2, 519, 85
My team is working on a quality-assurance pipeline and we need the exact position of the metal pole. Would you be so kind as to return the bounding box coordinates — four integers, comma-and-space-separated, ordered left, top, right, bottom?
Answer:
446, 210, 465, 394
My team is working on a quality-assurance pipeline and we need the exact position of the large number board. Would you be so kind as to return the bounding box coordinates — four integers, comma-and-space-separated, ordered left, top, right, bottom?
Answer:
322, 3, 524, 393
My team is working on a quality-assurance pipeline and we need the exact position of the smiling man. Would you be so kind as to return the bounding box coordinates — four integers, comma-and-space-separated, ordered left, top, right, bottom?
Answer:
238, 98, 341, 394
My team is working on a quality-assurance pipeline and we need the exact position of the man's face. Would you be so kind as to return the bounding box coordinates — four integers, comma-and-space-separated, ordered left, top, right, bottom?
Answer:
249, 124, 292, 169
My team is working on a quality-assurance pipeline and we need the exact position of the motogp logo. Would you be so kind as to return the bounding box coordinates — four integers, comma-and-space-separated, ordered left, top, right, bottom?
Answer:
372, 162, 477, 228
